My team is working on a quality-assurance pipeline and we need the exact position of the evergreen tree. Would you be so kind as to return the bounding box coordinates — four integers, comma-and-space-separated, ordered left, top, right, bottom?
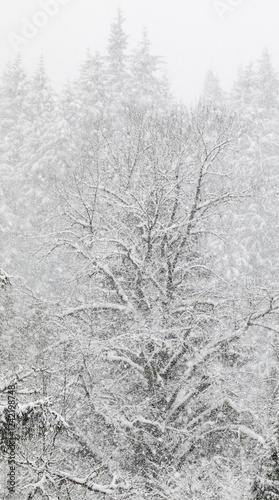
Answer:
201, 69, 224, 107
228, 51, 279, 287
107, 9, 129, 100
253, 419, 279, 500
130, 28, 170, 108
0, 54, 30, 163
256, 48, 279, 117
232, 63, 257, 110
0, 56, 31, 277
78, 49, 108, 120
26, 57, 55, 158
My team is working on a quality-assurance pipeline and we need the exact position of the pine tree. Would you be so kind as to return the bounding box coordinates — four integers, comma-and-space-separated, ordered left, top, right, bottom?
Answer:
0, 56, 31, 276
78, 49, 108, 120
232, 63, 257, 106
201, 69, 224, 107
130, 28, 170, 108
24, 57, 56, 185
107, 9, 129, 101
228, 52, 279, 287
256, 48, 279, 117
0, 54, 30, 163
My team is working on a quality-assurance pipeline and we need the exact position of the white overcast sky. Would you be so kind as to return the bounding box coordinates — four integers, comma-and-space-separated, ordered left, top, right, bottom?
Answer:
0, 0, 278, 103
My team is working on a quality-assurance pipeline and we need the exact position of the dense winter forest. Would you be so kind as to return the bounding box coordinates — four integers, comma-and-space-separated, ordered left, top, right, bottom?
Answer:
1, 11, 279, 500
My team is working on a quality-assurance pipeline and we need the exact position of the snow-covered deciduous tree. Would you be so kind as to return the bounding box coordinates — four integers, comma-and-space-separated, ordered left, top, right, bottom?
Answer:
2, 14, 279, 500
37, 97, 279, 498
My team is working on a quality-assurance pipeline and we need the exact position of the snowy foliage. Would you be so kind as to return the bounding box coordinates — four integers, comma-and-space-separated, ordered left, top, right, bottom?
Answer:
1, 14, 279, 499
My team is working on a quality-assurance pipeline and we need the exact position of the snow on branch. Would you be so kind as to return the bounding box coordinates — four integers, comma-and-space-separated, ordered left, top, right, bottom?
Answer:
59, 302, 132, 318
49, 409, 104, 461
50, 469, 130, 496
97, 263, 132, 307
0, 368, 46, 393
234, 424, 265, 445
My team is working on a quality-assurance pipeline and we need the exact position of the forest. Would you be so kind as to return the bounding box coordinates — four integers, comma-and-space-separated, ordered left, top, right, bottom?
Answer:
1, 10, 279, 500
